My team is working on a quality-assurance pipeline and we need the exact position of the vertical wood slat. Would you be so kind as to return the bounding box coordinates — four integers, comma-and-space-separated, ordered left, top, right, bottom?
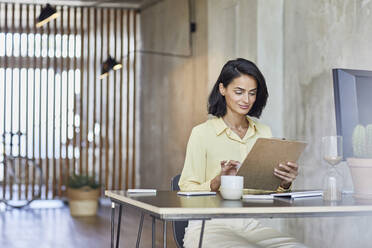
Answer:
32, 4, 37, 198
112, 9, 117, 189
105, 8, 110, 190
9, 2, 15, 200
18, 3, 23, 200
99, 7, 104, 187
2, 3, 8, 199
25, 4, 30, 199
125, 10, 131, 190
72, 6, 77, 174
92, 8, 97, 179
52, 6, 57, 198
58, 6, 64, 197
65, 7, 71, 187
79, 7, 84, 175
38, 4, 43, 199
132, 11, 137, 188
85, 8, 90, 176
45, 20, 50, 199
118, 9, 124, 190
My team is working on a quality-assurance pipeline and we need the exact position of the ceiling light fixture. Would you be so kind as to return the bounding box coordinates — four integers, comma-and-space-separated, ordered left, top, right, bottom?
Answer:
36, 4, 59, 28
100, 56, 122, 79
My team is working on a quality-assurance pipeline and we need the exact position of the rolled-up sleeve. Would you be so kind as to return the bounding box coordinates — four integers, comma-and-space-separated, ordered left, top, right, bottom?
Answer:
178, 128, 211, 191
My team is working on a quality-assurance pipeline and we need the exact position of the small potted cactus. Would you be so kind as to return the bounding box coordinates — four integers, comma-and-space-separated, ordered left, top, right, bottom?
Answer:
347, 124, 372, 199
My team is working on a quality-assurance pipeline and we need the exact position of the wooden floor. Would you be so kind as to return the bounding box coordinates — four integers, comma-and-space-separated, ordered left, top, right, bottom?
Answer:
0, 200, 178, 248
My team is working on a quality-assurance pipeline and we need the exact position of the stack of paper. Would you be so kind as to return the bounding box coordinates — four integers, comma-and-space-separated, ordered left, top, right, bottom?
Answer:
242, 194, 274, 200
271, 190, 323, 198
177, 191, 216, 196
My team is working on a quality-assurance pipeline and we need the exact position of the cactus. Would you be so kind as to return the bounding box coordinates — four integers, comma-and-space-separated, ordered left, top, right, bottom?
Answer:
366, 124, 372, 158
352, 124, 372, 158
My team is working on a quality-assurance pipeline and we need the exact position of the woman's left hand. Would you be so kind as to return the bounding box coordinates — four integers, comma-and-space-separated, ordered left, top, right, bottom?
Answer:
273, 162, 299, 189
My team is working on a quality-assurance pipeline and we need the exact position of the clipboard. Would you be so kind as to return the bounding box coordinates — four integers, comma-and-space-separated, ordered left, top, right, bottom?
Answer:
237, 138, 307, 191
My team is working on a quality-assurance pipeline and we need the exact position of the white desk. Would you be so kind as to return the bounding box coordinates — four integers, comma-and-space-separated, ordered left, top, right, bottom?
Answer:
105, 190, 372, 248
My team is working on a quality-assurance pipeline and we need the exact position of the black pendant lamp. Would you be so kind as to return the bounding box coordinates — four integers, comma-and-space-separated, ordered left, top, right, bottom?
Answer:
36, 4, 59, 28
100, 56, 122, 79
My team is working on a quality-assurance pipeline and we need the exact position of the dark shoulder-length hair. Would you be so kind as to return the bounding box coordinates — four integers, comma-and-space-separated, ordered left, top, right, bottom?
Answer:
207, 58, 268, 118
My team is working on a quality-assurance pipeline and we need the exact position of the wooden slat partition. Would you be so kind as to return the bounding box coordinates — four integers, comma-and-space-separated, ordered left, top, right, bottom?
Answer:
65, 6, 71, 189
9, 3, 15, 200
85, 7, 90, 176
112, 9, 117, 190
72, 6, 77, 174
104, 8, 110, 191
92, 8, 97, 179
52, 7, 57, 198
0, 3, 139, 200
25, 4, 30, 200
132, 11, 137, 188
118, 9, 124, 190
99, 8, 104, 188
58, 6, 64, 197
2, 3, 8, 199
125, 10, 131, 190
38, 5, 43, 199
45, 19, 50, 199
31, 5, 37, 198
17, 4, 23, 200
79, 6, 84, 175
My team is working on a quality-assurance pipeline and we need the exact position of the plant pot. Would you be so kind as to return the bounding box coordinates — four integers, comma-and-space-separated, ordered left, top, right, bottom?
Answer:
347, 158, 372, 199
67, 186, 100, 216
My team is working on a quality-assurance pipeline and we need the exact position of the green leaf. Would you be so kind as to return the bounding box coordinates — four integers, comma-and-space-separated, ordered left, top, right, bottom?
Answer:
68, 174, 100, 189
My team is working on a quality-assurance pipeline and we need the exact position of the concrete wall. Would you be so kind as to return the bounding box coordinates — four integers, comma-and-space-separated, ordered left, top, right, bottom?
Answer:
283, 1, 372, 247
207, 0, 285, 137
207, 0, 258, 90
257, 0, 284, 138
138, 0, 208, 190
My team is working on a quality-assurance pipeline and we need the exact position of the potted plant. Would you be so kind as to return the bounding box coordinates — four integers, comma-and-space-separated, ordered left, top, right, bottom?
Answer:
67, 174, 101, 216
347, 124, 372, 199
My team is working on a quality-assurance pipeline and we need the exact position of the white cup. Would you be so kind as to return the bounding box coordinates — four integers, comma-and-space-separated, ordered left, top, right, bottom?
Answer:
220, 175, 243, 189
220, 176, 244, 200
221, 199, 243, 207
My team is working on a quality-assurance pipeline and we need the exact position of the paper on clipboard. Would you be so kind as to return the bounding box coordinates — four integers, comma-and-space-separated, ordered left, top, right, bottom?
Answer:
237, 138, 307, 191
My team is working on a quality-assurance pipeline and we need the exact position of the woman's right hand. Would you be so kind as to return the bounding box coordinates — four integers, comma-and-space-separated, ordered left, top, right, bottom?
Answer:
220, 160, 240, 176
210, 160, 240, 191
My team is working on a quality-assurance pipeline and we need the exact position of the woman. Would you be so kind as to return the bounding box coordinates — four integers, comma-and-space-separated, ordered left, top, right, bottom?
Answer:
179, 58, 305, 248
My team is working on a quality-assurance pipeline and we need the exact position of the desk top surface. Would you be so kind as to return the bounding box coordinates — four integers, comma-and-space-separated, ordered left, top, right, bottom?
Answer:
105, 190, 372, 220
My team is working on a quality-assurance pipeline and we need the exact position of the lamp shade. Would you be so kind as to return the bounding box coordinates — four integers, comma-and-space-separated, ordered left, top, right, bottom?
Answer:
36, 4, 59, 28
100, 56, 122, 79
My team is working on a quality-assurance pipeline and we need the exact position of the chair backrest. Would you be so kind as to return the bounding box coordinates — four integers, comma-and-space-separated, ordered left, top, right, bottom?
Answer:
171, 174, 181, 191
171, 174, 188, 248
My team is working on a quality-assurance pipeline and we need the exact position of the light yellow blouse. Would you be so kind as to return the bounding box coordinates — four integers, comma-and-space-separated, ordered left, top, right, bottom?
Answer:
179, 116, 272, 191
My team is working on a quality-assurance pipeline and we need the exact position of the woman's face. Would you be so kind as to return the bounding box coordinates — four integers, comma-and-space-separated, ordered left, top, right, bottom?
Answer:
219, 74, 257, 116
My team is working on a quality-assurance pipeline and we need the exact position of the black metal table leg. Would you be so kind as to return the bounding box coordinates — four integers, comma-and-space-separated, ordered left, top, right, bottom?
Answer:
111, 202, 115, 248
198, 220, 206, 248
136, 212, 145, 248
152, 215, 156, 248
116, 205, 123, 248
163, 220, 167, 248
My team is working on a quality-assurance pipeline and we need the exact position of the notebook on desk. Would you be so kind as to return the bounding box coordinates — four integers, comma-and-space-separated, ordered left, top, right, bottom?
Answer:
237, 138, 307, 191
